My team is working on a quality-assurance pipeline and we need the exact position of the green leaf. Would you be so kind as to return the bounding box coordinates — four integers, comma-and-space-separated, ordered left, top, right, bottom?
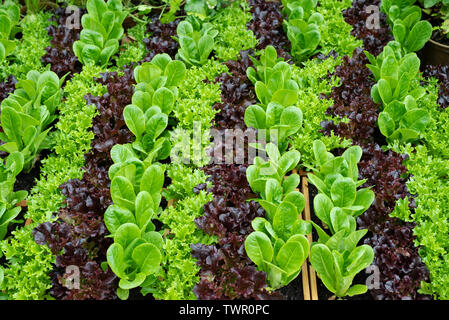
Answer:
282, 174, 300, 195
107, 243, 126, 278
114, 223, 141, 249
330, 178, 357, 208
346, 284, 368, 297
345, 245, 374, 276
244, 105, 266, 129
153, 88, 175, 114
104, 205, 135, 234
140, 164, 165, 195
310, 244, 336, 293
271, 89, 298, 107
404, 20, 432, 52
124, 105, 145, 139
378, 111, 396, 138
313, 193, 333, 228
273, 201, 298, 240
313, 140, 327, 166
245, 231, 274, 266
132, 243, 161, 275
276, 241, 306, 275
165, 60, 186, 87
111, 176, 136, 212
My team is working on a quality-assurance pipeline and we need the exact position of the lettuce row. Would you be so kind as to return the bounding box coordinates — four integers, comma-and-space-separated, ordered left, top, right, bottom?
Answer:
0, 0, 20, 62
365, 1, 432, 145
369, 6, 449, 299
307, 140, 375, 298
0, 64, 105, 300
282, 0, 323, 63
151, 58, 225, 299
391, 80, 449, 299
244, 46, 304, 152
0, 69, 63, 243
73, 0, 128, 67
244, 143, 311, 290
0, 12, 51, 81
287, 0, 362, 166
154, 164, 215, 300
104, 54, 187, 299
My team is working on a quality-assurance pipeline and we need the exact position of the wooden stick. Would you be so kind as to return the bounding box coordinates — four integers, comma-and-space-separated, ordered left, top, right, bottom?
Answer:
295, 168, 311, 300
302, 175, 319, 300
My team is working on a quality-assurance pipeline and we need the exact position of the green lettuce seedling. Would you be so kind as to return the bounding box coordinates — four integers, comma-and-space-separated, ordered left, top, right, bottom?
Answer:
0, 70, 63, 171
245, 144, 311, 289
282, 0, 323, 62
0, 152, 27, 240
0, 0, 20, 62
122, 54, 186, 163
106, 164, 165, 300
307, 140, 375, 219
366, 43, 431, 144
176, 17, 218, 66
246, 46, 299, 107
310, 225, 374, 298
73, 0, 128, 66
244, 102, 303, 153
381, 0, 432, 53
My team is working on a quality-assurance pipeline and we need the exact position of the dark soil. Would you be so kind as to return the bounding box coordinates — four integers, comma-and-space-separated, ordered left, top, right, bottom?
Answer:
280, 274, 303, 300
13, 161, 42, 193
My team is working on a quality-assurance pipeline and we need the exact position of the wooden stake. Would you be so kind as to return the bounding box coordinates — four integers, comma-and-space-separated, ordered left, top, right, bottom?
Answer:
302, 175, 319, 300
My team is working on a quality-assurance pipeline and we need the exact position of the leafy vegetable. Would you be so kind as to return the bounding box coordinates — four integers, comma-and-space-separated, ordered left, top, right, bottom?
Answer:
307, 140, 375, 218
307, 141, 375, 298
282, 0, 323, 62
244, 102, 303, 153
246, 45, 299, 107
106, 164, 166, 300
0, 152, 27, 240
0, 70, 63, 171
73, 0, 128, 66
310, 226, 374, 298
176, 17, 218, 66
121, 54, 186, 163
0, 0, 20, 62
366, 42, 431, 144
381, 0, 432, 53
245, 143, 311, 289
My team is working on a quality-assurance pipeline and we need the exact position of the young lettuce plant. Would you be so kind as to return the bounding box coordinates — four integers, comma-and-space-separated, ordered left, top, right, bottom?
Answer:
0, 70, 63, 171
175, 17, 218, 66
378, 95, 431, 144
310, 222, 374, 298
381, 0, 432, 53
244, 102, 303, 153
307, 140, 375, 220
0, 0, 20, 62
366, 43, 431, 144
246, 46, 299, 107
105, 162, 165, 300
245, 143, 311, 289
123, 54, 186, 164
307, 141, 374, 298
0, 152, 27, 240
282, 0, 323, 62
73, 0, 128, 66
